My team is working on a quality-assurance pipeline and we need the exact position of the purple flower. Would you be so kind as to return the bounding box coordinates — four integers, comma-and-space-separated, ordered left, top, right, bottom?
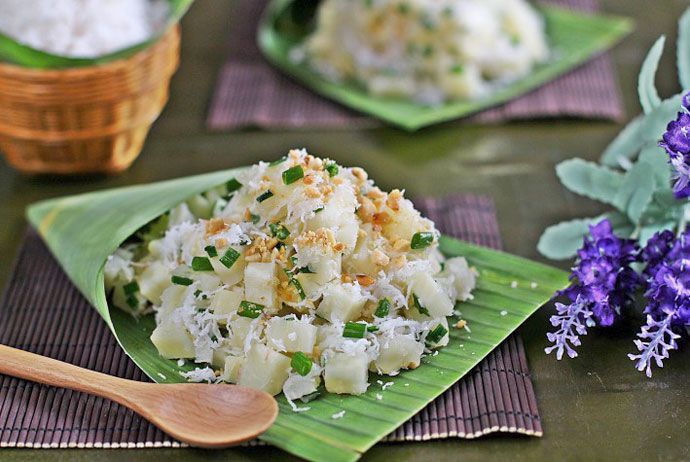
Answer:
545, 296, 593, 360
561, 219, 640, 326
659, 92, 690, 198
629, 230, 690, 376
547, 219, 641, 359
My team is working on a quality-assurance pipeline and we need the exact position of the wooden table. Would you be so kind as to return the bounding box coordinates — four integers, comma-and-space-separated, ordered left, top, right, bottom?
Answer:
1, 0, 689, 460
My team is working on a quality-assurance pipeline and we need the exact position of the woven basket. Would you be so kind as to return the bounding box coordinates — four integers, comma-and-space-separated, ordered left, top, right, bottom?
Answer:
0, 26, 180, 175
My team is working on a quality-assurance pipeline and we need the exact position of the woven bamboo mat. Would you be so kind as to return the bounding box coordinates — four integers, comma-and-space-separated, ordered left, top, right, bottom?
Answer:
0, 193, 542, 449
206, 0, 624, 130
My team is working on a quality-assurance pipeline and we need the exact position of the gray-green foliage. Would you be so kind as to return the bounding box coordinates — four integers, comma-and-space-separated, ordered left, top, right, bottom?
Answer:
538, 11, 690, 260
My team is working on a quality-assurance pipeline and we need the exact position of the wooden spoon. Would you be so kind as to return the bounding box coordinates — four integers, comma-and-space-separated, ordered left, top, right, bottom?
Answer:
0, 344, 278, 448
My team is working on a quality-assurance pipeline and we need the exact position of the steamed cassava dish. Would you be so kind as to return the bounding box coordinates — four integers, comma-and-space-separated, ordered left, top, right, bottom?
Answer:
104, 150, 476, 404
294, 0, 549, 105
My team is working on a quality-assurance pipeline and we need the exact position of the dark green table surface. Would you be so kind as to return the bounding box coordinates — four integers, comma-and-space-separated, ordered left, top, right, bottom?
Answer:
2, 1, 689, 460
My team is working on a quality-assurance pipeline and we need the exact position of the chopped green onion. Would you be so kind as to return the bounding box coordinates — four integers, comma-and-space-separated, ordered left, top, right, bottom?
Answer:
421, 15, 435, 30
422, 45, 434, 57
343, 322, 367, 338
397, 2, 409, 14
314, 206, 324, 214
375, 298, 390, 318
204, 245, 218, 258
126, 294, 139, 309
285, 269, 306, 300
270, 156, 287, 166
269, 222, 290, 240
325, 162, 338, 177
238, 301, 264, 318
367, 325, 379, 333
171, 275, 194, 286
299, 266, 315, 274
219, 248, 240, 269
450, 64, 464, 74
282, 165, 304, 185
413, 293, 430, 316
411, 231, 434, 249
250, 213, 260, 224
123, 281, 139, 296
442, 6, 454, 17
291, 352, 313, 376
257, 190, 274, 203
426, 324, 448, 344
191, 256, 214, 271
226, 178, 242, 193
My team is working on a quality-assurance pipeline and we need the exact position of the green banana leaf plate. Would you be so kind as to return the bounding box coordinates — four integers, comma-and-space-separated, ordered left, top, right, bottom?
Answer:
0, 0, 193, 69
258, 0, 633, 131
26, 167, 569, 461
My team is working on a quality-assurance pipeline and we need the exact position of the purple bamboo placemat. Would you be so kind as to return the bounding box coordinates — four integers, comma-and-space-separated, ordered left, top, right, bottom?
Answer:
0, 194, 541, 449
206, 0, 624, 130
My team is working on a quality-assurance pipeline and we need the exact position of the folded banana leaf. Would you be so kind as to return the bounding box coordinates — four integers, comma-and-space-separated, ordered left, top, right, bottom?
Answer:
258, 0, 633, 130
26, 167, 569, 461
0, 0, 193, 69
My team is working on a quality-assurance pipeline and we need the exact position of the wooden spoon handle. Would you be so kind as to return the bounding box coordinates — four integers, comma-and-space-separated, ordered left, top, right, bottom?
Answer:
0, 343, 125, 398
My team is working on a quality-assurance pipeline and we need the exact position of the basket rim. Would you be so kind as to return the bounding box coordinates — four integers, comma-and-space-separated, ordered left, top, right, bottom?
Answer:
0, 25, 180, 77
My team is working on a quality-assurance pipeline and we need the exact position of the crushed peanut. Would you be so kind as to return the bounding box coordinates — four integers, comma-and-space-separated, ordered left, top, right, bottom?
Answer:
372, 249, 390, 266
455, 320, 467, 329
356, 274, 375, 287
205, 218, 227, 236
387, 189, 402, 211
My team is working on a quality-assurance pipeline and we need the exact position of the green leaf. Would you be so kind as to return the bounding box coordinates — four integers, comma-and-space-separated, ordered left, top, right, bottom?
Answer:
555, 158, 623, 205
26, 168, 569, 462
537, 212, 633, 260
638, 36, 665, 113
613, 161, 656, 223
258, 1, 633, 130
0, 0, 193, 69
638, 142, 672, 187
639, 189, 685, 226
677, 7, 690, 89
601, 93, 684, 167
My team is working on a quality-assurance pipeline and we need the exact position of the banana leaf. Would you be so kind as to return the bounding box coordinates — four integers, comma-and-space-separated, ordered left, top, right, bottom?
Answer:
0, 0, 193, 69
258, 0, 633, 130
26, 167, 569, 461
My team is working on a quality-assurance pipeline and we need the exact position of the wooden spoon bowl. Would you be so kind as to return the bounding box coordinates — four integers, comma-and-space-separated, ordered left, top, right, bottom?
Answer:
0, 344, 278, 448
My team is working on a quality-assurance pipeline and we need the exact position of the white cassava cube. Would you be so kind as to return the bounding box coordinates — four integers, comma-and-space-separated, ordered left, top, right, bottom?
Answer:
306, 186, 358, 251
238, 344, 291, 395
193, 272, 222, 293
244, 262, 277, 309
221, 356, 245, 383
443, 257, 477, 301
374, 336, 424, 374
316, 282, 367, 322
227, 316, 255, 349
150, 319, 195, 359
266, 317, 317, 353
324, 352, 369, 395
295, 243, 341, 286
382, 198, 428, 242
427, 317, 450, 348
409, 272, 454, 318
295, 272, 321, 299
210, 247, 246, 286
138, 261, 171, 304
210, 288, 243, 317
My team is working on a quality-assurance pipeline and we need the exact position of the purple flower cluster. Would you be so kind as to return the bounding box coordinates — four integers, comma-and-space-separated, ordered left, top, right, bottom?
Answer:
660, 93, 690, 198
545, 219, 640, 359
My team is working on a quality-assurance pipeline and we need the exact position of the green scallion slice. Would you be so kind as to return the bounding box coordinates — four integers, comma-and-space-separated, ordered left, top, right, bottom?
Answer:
191, 256, 214, 271
270, 156, 287, 166
238, 301, 264, 318
219, 248, 240, 269
257, 190, 274, 203
123, 281, 139, 296
314, 206, 324, 214
411, 231, 434, 249
413, 293, 430, 316
250, 213, 260, 224
375, 298, 390, 318
171, 275, 193, 286
226, 178, 242, 193
282, 165, 304, 185
126, 294, 139, 309
291, 352, 313, 376
426, 324, 448, 344
325, 162, 338, 177
367, 325, 379, 333
284, 269, 306, 300
269, 223, 290, 240
343, 322, 369, 338
204, 245, 218, 258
